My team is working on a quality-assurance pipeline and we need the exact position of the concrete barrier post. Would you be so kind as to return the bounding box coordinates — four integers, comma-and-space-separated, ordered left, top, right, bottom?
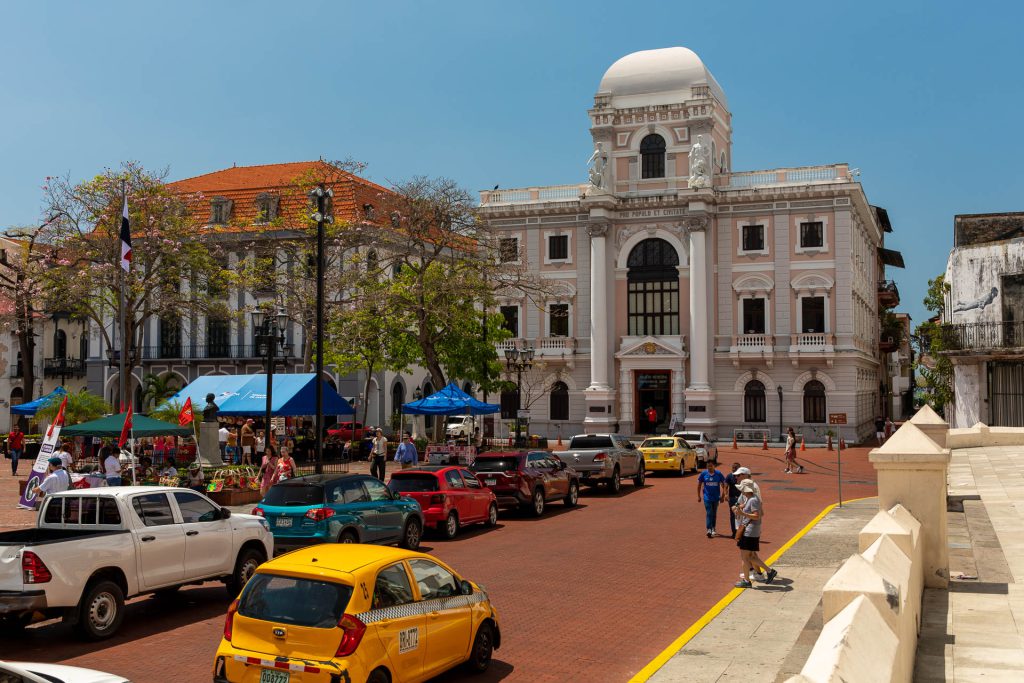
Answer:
869, 422, 951, 588
906, 404, 949, 448
859, 504, 923, 634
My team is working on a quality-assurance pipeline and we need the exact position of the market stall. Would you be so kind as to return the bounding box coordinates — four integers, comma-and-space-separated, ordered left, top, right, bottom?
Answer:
402, 382, 500, 464
10, 386, 67, 416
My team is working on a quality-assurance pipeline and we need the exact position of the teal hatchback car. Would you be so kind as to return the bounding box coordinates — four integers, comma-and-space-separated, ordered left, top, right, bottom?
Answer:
252, 473, 424, 553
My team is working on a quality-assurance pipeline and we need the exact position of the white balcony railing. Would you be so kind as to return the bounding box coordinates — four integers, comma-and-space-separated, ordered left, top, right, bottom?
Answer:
535, 336, 577, 354
796, 333, 828, 347
736, 334, 770, 348
496, 338, 525, 352
479, 184, 588, 206
724, 164, 849, 190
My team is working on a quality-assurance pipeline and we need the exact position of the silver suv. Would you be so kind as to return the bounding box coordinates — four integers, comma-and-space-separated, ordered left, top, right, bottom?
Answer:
672, 431, 718, 466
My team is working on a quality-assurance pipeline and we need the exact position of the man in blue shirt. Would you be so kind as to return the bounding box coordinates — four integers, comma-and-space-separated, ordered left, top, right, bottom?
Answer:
394, 432, 419, 469
697, 460, 727, 538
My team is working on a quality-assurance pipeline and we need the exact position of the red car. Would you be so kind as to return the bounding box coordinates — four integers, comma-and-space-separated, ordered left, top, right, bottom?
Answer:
469, 450, 580, 516
327, 421, 365, 440
388, 466, 499, 539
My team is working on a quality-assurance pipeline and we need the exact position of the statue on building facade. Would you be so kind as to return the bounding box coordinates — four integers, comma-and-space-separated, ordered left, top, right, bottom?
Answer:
688, 135, 710, 189
202, 393, 219, 422
587, 142, 607, 191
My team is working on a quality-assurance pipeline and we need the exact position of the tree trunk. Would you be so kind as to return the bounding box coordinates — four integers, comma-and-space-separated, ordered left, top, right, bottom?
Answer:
360, 362, 375, 428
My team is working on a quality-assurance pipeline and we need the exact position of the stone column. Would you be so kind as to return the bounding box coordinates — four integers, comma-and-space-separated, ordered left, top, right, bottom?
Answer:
869, 421, 951, 588
587, 221, 611, 391
687, 217, 710, 390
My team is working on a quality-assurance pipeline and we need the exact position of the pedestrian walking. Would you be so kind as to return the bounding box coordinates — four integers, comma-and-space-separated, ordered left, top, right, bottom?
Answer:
103, 447, 123, 486
885, 417, 895, 440
58, 442, 74, 471
32, 457, 70, 500
697, 460, 727, 538
218, 423, 229, 461
240, 419, 256, 466
725, 462, 742, 538
394, 432, 418, 469
226, 427, 239, 465
783, 427, 802, 473
276, 447, 296, 482
733, 467, 767, 580
874, 416, 886, 445
645, 406, 658, 433
370, 429, 388, 481
8, 424, 24, 476
258, 450, 280, 496
733, 480, 777, 588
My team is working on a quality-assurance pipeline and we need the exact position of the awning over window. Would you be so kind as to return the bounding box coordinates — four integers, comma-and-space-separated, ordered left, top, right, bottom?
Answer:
872, 205, 893, 233
878, 247, 905, 268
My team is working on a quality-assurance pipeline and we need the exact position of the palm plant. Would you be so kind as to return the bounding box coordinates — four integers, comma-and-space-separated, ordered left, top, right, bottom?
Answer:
35, 389, 112, 425
141, 373, 181, 411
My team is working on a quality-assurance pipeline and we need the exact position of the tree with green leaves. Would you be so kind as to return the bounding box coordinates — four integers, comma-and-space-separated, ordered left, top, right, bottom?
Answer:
0, 228, 50, 404
36, 389, 112, 426
912, 274, 954, 414
141, 373, 182, 411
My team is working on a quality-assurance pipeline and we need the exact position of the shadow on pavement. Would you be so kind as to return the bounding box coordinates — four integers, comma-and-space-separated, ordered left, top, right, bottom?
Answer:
429, 658, 514, 682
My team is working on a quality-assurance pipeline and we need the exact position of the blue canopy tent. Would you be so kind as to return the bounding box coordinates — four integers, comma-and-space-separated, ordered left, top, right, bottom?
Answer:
401, 382, 499, 415
166, 374, 353, 416
11, 386, 67, 416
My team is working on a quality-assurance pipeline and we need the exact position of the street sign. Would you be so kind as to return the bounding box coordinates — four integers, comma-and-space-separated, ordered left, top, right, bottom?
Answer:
828, 413, 848, 425
517, 409, 530, 419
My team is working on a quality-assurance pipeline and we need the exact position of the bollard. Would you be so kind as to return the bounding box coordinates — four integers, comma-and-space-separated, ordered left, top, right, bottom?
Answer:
762, 434, 768, 450
839, 437, 846, 449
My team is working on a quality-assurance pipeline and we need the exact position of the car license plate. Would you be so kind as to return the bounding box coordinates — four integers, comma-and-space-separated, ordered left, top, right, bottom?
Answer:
275, 517, 292, 528
260, 669, 290, 683
484, 478, 496, 486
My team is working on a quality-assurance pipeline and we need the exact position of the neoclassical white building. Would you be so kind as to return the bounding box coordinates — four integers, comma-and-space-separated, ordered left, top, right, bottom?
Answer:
479, 47, 901, 442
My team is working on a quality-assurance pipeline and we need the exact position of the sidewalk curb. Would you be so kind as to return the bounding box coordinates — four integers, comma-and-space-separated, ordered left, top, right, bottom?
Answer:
628, 496, 875, 683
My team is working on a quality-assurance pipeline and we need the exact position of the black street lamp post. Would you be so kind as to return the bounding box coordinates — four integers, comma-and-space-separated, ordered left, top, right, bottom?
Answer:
309, 185, 333, 474
252, 309, 289, 452
776, 385, 784, 442
504, 346, 534, 447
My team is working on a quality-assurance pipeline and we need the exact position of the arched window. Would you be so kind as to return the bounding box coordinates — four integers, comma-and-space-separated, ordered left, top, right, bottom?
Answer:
803, 380, 826, 424
550, 382, 569, 421
79, 333, 88, 360
392, 382, 405, 415
627, 238, 680, 336
743, 380, 766, 423
54, 329, 67, 358
640, 134, 666, 179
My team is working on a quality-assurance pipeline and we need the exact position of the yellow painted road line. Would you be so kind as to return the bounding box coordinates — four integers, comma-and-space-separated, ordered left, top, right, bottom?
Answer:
628, 495, 875, 683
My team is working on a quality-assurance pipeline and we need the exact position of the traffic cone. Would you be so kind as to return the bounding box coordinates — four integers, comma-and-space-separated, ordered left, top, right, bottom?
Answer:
800, 436, 806, 451
839, 437, 846, 449
732, 434, 737, 450
827, 434, 833, 451
762, 434, 768, 450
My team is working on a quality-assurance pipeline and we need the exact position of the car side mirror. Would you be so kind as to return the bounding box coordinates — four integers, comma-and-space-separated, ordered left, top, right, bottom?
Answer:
220, 507, 232, 520
460, 580, 474, 595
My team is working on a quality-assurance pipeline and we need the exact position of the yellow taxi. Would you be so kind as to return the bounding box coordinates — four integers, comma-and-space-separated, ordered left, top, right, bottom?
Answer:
639, 437, 698, 476
213, 544, 501, 683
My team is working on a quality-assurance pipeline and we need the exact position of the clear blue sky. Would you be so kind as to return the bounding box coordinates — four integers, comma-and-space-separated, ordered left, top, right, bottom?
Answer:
2, 0, 1021, 325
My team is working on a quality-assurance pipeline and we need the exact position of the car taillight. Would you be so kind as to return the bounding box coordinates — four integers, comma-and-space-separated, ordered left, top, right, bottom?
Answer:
224, 599, 239, 641
305, 507, 335, 522
251, 506, 264, 517
335, 613, 367, 656
22, 551, 52, 584
429, 493, 446, 505
593, 452, 608, 461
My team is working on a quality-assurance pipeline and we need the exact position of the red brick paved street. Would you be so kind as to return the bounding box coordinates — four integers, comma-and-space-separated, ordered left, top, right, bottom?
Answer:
0, 445, 877, 682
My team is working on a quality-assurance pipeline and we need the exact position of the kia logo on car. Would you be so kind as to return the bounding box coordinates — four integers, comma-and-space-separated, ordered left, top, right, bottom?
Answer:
573, 454, 579, 462
273, 628, 286, 638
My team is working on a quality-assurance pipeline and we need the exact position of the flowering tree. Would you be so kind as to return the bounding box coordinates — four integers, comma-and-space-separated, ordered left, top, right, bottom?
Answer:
41, 162, 226, 381
0, 227, 51, 403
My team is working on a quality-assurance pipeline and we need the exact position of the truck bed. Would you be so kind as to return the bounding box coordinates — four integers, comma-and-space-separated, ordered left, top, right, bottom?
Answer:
0, 528, 127, 545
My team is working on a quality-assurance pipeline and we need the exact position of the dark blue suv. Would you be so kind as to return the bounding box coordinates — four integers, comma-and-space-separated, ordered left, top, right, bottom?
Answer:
254, 473, 424, 552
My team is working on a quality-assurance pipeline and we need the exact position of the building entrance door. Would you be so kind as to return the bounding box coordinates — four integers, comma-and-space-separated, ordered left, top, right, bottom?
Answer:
989, 362, 1024, 427
635, 371, 671, 434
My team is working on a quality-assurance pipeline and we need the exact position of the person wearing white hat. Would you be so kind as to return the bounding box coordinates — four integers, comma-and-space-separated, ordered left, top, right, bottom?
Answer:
733, 467, 766, 581
733, 480, 777, 588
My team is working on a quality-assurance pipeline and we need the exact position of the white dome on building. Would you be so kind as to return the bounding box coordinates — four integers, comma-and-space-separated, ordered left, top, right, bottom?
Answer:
597, 47, 727, 109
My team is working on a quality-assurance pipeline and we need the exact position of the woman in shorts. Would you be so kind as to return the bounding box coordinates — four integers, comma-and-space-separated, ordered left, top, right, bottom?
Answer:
733, 480, 778, 588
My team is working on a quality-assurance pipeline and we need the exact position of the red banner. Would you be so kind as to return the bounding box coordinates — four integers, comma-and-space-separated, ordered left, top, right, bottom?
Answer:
118, 405, 133, 449
46, 395, 68, 438
178, 397, 194, 426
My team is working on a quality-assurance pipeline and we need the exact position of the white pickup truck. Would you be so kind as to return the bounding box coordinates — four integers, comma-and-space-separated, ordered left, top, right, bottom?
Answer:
0, 486, 273, 640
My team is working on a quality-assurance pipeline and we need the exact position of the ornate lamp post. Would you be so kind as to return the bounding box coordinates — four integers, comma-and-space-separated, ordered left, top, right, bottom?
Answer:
251, 309, 289, 452
504, 345, 534, 447
309, 185, 333, 474
776, 385, 784, 442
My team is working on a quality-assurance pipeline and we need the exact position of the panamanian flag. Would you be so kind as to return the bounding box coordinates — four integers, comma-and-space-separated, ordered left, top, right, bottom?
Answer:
119, 194, 131, 272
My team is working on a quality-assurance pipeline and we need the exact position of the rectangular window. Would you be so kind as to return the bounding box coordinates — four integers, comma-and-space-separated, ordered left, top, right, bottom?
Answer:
206, 318, 231, 358
548, 235, 569, 260
742, 298, 766, 334
742, 225, 764, 252
799, 221, 824, 248
802, 296, 826, 333
500, 391, 519, 420
549, 304, 569, 337
499, 306, 519, 337
159, 317, 181, 359
627, 279, 680, 336
499, 237, 519, 263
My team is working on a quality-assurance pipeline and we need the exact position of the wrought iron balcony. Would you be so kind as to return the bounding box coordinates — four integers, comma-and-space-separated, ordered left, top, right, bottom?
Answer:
940, 321, 1024, 352
139, 344, 297, 361
878, 280, 900, 307
44, 357, 86, 378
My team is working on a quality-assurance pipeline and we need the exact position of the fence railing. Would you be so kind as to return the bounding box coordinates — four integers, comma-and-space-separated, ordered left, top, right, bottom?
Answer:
43, 357, 86, 377
941, 321, 1024, 351
139, 344, 300, 361
479, 184, 588, 206
796, 333, 828, 347
736, 334, 771, 348
725, 164, 847, 190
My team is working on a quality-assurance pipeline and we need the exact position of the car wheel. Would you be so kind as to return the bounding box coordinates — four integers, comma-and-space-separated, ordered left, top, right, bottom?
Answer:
0, 613, 32, 636
226, 547, 266, 597
530, 488, 545, 517
607, 467, 621, 494
367, 668, 390, 683
76, 580, 125, 640
485, 503, 498, 527
564, 481, 579, 507
466, 622, 495, 673
400, 518, 422, 550
633, 461, 646, 487
679, 461, 687, 477
338, 529, 358, 544
443, 511, 460, 539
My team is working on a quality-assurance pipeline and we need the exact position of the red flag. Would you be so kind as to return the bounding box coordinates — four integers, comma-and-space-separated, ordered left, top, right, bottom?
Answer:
118, 405, 133, 449
178, 397, 194, 426
46, 395, 68, 438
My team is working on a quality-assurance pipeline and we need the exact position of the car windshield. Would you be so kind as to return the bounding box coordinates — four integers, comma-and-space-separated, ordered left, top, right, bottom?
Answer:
642, 438, 676, 448
388, 474, 439, 492
262, 484, 324, 507
677, 433, 703, 442
470, 457, 520, 473
569, 436, 615, 449
238, 573, 352, 628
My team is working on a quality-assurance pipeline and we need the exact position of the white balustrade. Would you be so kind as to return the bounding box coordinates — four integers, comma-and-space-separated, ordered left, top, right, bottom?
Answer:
535, 336, 577, 352
797, 333, 827, 346
725, 164, 846, 190
479, 184, 588, 206
736, 334, 769, 348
